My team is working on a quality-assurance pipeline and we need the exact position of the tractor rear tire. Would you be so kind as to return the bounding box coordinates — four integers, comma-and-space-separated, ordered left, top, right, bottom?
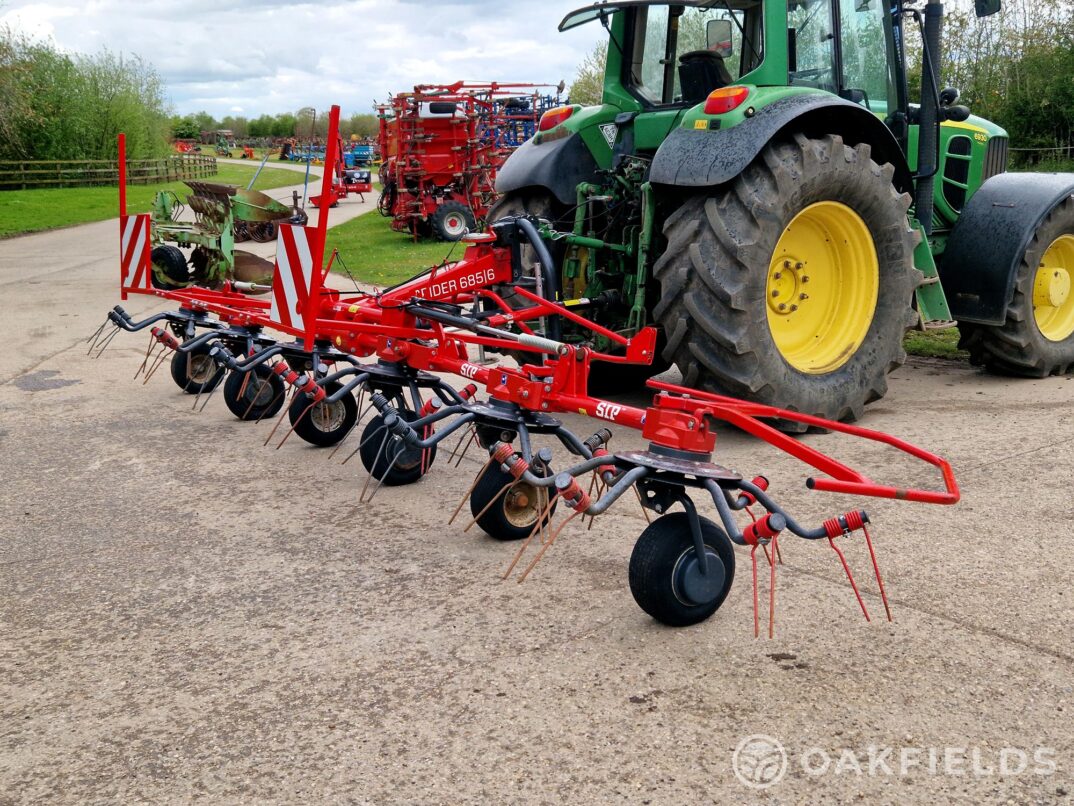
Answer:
151, 245, 189, 289
431, 200, 476, 241
957, 196, 1074, 376
653, 133, 920, 424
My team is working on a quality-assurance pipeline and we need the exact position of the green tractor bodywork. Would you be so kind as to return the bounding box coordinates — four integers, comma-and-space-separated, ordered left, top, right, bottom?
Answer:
148, 182, 306, 291
494, 0, 1074, 418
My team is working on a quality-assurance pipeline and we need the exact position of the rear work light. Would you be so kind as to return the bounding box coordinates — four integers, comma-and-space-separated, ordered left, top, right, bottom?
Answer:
703, 86, 750, 115
539, 106, 576, 131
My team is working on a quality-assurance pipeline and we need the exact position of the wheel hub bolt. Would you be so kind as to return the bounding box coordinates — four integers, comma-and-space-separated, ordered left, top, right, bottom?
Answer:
795, 262, 804, 270
800, 293, 809, 300
778, 303, 787, 311
771, 290, 780, 298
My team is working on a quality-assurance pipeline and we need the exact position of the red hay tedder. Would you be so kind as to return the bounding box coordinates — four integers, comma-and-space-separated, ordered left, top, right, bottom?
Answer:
96, 105, 960, 636
377, 82, 565, 240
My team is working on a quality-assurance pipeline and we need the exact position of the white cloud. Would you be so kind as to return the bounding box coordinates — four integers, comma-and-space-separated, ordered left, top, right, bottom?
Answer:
0, 0, 604, 117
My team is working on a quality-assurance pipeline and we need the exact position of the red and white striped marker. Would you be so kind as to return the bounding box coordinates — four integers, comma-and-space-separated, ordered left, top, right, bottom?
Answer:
268, 224, 321, 333
119, 214, 151, 294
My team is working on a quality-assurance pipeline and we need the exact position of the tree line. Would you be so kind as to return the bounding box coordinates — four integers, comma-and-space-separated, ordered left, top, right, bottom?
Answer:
0, 26, 171, 161
171, 110, 380, 141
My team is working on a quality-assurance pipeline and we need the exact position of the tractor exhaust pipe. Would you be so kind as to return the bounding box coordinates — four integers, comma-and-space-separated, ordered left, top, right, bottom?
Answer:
914, 0, 944, 236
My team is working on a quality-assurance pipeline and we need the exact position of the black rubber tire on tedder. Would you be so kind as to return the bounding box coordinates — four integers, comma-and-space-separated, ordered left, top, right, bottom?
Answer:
287, 381, 357, 447
958, 195, 1074, 376
358, 407, 436, 486
222, 365, 285, 421
468, 462, 557, 541
652, 133, 920, 425
628, 512, 736, 627
169, 346, 225, 395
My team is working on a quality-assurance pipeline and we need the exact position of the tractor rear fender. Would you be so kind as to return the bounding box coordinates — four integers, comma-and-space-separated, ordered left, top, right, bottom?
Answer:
495, 131, 601, 206
649, 94, 913, 194
939, 172, 1074, 325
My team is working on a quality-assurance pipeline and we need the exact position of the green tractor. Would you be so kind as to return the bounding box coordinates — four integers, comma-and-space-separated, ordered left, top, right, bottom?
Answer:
492, 0, 1074, 422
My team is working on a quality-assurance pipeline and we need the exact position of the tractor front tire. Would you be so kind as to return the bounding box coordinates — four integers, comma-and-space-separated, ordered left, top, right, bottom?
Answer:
653, 133, 919, 424
957, 195, 1074, 376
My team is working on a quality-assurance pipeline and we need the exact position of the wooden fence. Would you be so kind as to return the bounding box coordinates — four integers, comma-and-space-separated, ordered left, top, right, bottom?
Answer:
0, 155, 218, 190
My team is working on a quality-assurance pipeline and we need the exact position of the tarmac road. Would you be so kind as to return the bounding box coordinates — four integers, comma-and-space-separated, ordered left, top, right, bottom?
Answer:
0, 204, 1072, 803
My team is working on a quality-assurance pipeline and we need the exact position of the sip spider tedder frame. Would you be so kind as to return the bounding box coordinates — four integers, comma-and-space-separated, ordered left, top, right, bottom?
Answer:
95, 107, 959, 634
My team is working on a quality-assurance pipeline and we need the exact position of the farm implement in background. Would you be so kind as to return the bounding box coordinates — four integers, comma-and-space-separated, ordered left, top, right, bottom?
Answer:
377, 82, 564, 241
95, 106, 959, 636
137, 142, 308, 290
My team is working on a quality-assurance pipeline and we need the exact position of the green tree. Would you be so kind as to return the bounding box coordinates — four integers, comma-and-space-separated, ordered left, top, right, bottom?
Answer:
569, 41, 607, 106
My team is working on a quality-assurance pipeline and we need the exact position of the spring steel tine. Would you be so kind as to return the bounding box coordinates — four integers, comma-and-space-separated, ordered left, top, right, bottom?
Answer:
141, 347, 170, 384
340, 415, 387, 466
633, 484, 652, 524
191, 379, 206, 411
240, 374, 265, 420
502, 492, 560, 580
133, 335, 156, 379
91, 326, 122, 359
255, 384, 293, 425
584, 473, 600, 531
828, 536, 871, 622
517, 508, 583, 583
87, 322, 115, 355
358, 428, 392, 503
769, 534, 779, 639
276, 401, 316, 449
330, 387, 368, 461
463, 479, 516, 533
446, 428, 471, 463
452, 428, 478, 468
86, 319, 109, 346
447, 457, 493, 525
751, 543, 762, 638
862, 524, 893, 621
263, 398, 295, 446
198, 376, 222, 413
366, 444, 406, 503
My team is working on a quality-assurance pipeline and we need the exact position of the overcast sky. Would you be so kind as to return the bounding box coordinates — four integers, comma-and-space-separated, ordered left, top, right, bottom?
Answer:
0, 0, 605, 118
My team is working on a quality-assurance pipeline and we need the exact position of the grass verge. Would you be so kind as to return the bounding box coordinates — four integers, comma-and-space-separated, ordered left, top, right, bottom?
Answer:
325, 210, 460, 287
903, 326, 967, 359
0, 163, 305, 238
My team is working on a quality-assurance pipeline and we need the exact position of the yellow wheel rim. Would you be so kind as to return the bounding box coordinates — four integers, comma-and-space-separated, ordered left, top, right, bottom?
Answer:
766, 201, 879, 374
1032, 234, 1074, 342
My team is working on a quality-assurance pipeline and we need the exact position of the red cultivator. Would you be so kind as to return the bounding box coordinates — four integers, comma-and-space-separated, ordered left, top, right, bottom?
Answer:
94, 106, 959, 635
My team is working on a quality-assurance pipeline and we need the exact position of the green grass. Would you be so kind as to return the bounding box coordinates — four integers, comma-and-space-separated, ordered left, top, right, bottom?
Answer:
0, 162, 306, 238
325, 210, 460, 287
903, 326, 967, 359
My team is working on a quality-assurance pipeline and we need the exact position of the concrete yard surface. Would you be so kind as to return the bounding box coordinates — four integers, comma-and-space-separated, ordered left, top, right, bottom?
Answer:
0, 214, 1072, 804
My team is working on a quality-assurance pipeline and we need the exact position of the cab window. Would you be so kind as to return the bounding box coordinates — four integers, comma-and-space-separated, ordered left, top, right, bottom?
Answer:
628, 3, 764, 106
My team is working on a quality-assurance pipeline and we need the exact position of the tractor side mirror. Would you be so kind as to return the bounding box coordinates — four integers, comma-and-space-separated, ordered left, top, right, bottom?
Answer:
939, 87, 960, 106
706, 19, 734, 58
975, 0, 1001, 16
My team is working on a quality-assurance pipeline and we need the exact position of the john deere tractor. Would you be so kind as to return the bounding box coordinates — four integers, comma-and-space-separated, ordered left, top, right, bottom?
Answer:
491, 0, 1074, 421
